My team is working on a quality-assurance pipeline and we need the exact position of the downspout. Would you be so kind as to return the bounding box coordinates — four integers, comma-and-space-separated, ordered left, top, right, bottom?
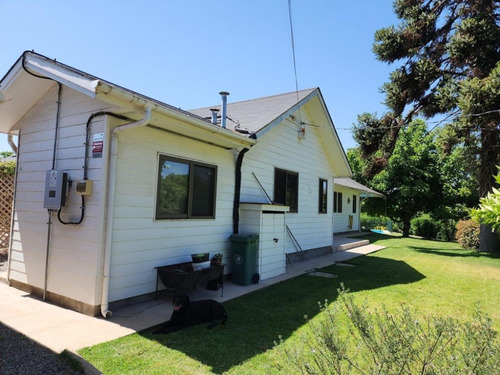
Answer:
100, 106, 152, 319
233, 148, 249, 234
7, 134, 17, 155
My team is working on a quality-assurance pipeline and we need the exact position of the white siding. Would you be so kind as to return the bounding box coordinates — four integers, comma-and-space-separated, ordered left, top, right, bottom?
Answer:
108, 126, 237, 302
241, 109, 335, 254
10, 84, 111, 305
333, 186, 360, 233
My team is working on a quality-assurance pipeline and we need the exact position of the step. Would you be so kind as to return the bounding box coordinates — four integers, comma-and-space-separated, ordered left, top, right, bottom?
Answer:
334, 239, 370, 252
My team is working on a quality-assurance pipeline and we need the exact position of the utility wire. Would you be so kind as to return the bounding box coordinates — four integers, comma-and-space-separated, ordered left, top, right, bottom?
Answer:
288, 0, 303, 128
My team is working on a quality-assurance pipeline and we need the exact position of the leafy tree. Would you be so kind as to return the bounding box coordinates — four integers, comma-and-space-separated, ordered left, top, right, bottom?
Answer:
370, 120, 442, 237
371, 0, 500, 197
354, 0, 500, 249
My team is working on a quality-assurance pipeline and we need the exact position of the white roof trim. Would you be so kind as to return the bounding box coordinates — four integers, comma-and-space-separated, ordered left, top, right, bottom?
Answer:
23, 53, 98, 98
334, 177, 384, 198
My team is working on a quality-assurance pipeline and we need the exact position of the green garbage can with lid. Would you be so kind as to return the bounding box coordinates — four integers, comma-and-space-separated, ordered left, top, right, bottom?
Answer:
229, 234, 259, 285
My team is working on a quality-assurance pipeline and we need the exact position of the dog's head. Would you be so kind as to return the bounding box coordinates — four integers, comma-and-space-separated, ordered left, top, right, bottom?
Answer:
173, 294, 190, 311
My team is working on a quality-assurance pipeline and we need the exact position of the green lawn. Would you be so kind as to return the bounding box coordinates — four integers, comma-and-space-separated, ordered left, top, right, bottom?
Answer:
78, 234, 500, 374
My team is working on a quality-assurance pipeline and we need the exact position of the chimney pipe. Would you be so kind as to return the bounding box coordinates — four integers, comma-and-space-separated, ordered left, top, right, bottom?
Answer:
219, 91, 229, 128
210, 108, 219, 125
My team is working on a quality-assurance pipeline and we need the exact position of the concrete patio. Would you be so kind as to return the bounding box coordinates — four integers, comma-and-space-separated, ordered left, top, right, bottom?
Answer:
0, 233, 384, 358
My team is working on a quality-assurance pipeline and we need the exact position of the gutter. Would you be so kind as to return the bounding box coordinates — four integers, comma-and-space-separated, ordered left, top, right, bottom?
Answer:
94, 82, 255, 148
100, 106, 152, 319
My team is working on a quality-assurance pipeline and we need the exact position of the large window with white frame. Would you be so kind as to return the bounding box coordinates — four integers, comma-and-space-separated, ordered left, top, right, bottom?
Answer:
156, 155, 217, 219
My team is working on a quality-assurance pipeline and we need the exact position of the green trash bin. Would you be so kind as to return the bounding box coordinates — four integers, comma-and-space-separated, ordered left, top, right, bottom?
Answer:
229, 234, 259, 285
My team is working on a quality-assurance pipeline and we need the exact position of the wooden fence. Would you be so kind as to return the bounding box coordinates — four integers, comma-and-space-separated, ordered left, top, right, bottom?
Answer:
0, 172, 14, 251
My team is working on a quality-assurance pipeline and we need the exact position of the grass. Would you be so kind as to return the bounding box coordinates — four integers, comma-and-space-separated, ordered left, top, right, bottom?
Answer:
78, 234, 500, 374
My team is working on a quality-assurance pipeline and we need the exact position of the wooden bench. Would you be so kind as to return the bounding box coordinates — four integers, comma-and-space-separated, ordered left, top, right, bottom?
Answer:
154, 262, 224, 299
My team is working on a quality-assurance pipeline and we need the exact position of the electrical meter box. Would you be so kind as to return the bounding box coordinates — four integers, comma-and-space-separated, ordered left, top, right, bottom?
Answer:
43, 170, 68, 209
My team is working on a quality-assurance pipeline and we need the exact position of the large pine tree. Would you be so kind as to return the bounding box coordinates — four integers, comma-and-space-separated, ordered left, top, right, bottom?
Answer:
359, 0, 499, 249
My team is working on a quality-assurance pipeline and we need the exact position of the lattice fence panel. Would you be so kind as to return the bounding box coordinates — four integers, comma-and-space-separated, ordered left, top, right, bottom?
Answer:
0, 174, 14, 251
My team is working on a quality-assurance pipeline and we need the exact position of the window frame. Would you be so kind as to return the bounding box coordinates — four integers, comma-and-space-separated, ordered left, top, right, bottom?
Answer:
334, 191, 343, 213
274, 167, 299, 213
156, 154, 217, 220
318, 178, 328, 214
352, 194, 357, 214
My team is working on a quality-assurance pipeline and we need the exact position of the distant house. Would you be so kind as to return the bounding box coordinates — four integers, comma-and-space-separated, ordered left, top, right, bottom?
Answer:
0, 51, 380, 316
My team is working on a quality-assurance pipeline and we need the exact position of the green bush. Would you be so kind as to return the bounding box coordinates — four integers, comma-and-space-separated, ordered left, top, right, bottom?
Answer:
277, 285, 500, 374
361, 214, 392, 231
411, 214, 440, 239
456, 219, 481, 250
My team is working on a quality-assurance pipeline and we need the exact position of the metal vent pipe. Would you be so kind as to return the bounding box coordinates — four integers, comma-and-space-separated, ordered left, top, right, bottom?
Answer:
219, 91, 229, 128
210, 108, 219, 125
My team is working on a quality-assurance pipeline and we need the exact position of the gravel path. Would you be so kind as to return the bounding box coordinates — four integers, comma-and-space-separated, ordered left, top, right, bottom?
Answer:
0, 249, 84, 374
0, 323, 84, 375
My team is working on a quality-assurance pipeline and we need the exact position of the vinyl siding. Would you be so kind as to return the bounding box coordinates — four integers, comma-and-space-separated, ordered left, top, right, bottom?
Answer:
241, 108, 335, 253
10, 84, 111, 305
333, 186, 360, 233
108, 125, 236, 302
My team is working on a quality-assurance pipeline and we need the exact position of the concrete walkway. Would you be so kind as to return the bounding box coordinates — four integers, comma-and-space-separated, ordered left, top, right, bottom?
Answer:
0, 237, 384, 355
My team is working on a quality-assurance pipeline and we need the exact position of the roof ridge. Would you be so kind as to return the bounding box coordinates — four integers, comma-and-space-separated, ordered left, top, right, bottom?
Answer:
190, 87, 318, 111
228, 87, 317, 106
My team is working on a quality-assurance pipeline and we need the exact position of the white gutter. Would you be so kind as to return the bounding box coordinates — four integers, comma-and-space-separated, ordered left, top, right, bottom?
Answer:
100, 106, 152, 319
95, 82, 255, 148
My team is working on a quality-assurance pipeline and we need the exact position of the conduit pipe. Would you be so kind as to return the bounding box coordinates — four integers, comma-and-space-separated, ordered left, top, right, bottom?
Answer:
100, 105, 152, 319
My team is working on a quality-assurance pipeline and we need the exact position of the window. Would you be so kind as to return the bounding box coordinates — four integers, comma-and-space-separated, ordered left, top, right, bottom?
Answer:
319, 179, 328, 213
156, 155, 217, 219
274, 168, 299, 212
334, 192, 343, 213
353, 195, 357, 213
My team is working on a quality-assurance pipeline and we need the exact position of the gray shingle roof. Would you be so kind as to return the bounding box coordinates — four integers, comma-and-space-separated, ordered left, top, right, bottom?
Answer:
189, 88, 317, 135
334, 178, 384, 198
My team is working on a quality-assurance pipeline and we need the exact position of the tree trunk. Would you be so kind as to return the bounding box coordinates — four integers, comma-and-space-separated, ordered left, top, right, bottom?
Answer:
402, 220, 411, 237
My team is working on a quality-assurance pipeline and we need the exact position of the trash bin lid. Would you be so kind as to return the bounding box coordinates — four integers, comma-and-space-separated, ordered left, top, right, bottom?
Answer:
228, 233, 259, 242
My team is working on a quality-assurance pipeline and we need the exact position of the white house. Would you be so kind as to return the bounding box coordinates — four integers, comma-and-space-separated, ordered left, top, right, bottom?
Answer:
0, 51, 378, 316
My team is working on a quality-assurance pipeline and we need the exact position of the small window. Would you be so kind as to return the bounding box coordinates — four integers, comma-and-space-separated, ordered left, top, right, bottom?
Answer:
274, 168, 299, 212
334, 191, 343, 213
353, 195, 357, 214
156, 155, 217, 219
319, 179, 328, 213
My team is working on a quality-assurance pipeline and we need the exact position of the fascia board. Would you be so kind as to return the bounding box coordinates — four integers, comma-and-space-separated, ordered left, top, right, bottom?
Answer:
23, 53, 98, 98
315, 89, 352, 177
94, 81, 256, 149
254, 89, 319, 139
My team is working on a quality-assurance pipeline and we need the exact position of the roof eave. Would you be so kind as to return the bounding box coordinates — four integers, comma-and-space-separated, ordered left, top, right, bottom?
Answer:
95, 81, 255, 148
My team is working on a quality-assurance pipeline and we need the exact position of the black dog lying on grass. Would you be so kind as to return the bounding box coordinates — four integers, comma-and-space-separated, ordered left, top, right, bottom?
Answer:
153, 294, 227, 334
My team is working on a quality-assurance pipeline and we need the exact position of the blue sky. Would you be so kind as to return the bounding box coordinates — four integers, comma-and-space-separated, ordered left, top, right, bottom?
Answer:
0, 1, 399, 153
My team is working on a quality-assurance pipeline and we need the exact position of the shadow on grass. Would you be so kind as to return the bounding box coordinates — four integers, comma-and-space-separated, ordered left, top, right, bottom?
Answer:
141, 256, 424, 374
411, 247, 500, 259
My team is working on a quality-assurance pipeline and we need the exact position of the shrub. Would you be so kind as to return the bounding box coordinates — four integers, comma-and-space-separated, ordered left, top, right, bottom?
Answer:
277, 285, 500, 374
361, 214, 392, 231
411, 214, 440, 239
455, 219, 481, 250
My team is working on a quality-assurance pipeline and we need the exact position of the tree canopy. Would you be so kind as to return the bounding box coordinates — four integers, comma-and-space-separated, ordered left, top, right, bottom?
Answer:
360, 0, 500, 196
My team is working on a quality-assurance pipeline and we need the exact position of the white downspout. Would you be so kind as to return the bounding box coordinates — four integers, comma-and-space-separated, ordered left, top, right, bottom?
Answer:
100, 106, 152, 319
7, 134, 18, 155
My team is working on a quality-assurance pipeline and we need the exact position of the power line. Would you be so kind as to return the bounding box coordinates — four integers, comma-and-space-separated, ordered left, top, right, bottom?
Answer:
333, 109, 500, 131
